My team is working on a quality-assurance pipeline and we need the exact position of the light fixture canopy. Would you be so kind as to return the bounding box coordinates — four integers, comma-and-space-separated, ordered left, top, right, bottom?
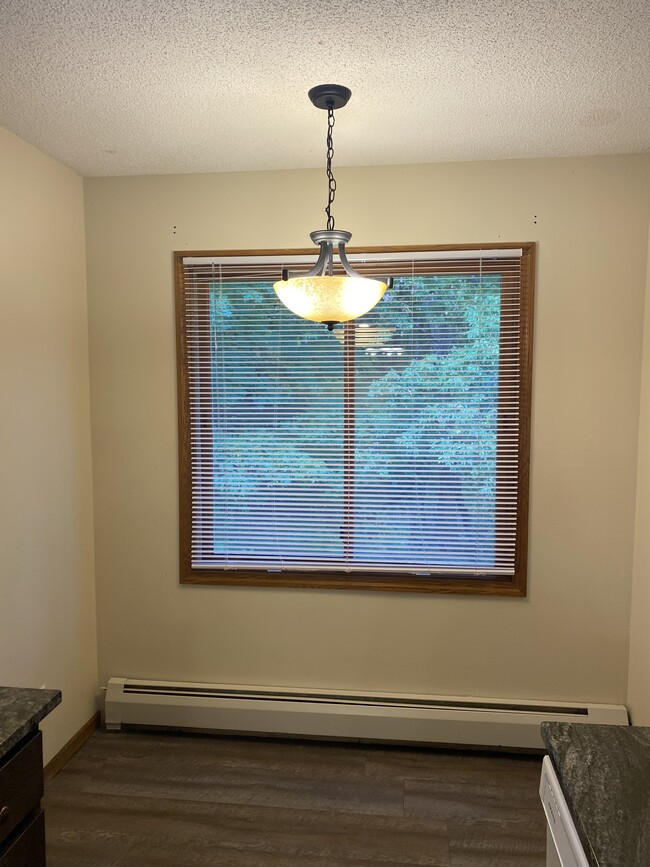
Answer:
273, 85, 391, 330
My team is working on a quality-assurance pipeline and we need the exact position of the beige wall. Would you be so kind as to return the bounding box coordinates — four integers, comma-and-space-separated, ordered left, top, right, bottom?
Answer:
85, 154, 650, 704
0, 127, 98, 763
628, 211, 650, 724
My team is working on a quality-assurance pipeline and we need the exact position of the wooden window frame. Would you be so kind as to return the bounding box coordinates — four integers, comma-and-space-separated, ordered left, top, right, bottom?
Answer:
175, 242, 535, 596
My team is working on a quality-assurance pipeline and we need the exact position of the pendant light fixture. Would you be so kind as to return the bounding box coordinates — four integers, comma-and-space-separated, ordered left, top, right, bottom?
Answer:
273, 84, 392, 330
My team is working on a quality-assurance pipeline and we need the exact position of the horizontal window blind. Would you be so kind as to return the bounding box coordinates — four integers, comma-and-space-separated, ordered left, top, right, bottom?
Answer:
176, 244, 534, 593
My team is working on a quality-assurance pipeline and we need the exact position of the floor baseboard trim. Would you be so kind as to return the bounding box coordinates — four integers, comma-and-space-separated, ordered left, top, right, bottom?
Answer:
44, 711, 101, 784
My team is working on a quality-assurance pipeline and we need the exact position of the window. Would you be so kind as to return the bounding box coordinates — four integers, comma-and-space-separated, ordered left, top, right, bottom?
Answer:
175, 243, 534, 595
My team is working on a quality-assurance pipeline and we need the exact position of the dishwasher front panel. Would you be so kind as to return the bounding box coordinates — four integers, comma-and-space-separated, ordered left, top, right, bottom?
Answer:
539, 756, 590, 867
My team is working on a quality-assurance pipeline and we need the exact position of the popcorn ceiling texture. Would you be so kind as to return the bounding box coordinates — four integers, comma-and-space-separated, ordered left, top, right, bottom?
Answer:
0, 0, 648, 177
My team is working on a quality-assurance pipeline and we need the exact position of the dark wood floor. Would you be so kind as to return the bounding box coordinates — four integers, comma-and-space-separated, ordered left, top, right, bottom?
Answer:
43, 730, 547, 866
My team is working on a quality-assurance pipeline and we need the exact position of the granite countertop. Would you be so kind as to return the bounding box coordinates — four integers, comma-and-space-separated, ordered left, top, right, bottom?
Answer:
0, 686, 61, 760
542, 722, 650, 867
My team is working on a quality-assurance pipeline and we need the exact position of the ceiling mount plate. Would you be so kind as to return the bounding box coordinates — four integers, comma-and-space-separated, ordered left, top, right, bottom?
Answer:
308, 84, 352, 110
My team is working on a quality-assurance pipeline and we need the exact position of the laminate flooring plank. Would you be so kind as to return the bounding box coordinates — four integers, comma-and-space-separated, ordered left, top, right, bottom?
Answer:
53, 755, 403, 816
44, 790, 450, 866
44, 828, 138, 867
402, 754, 544, 820
75, 732, 370, 779
116, 841, 445, 867
447, 816, 546, 867
366, 748, 543, 786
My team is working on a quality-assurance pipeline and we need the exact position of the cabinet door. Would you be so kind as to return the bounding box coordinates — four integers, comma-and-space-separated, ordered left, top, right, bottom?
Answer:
0, 733, 43, 847
0, 810, 45, 867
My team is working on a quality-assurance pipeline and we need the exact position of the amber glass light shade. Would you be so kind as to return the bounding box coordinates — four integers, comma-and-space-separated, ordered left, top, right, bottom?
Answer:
273, 275, 388, 325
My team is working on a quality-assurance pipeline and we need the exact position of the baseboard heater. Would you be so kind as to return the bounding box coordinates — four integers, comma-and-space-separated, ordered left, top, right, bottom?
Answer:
104, 677, 628, 749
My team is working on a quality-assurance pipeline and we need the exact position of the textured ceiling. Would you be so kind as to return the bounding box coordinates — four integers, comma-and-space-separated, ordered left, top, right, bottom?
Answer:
0, 0, 648, 177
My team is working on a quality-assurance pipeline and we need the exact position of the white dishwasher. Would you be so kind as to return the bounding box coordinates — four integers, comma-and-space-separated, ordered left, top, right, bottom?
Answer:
539, 756, 590, 867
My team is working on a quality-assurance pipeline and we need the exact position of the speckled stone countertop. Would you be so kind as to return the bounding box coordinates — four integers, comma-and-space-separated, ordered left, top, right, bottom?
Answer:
542, 722, 650, 867
0, 686, 61, 760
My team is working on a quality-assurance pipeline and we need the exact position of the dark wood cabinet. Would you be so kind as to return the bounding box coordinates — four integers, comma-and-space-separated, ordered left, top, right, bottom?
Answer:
0, 732, 46, 866
0, 811, 45, 867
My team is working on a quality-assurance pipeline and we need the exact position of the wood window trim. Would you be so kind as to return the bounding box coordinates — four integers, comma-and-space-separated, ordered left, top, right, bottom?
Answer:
175, 242, 535, 596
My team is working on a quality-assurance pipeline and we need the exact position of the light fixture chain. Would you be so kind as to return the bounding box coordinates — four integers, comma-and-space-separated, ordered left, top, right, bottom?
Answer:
325, 106, 336, 231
